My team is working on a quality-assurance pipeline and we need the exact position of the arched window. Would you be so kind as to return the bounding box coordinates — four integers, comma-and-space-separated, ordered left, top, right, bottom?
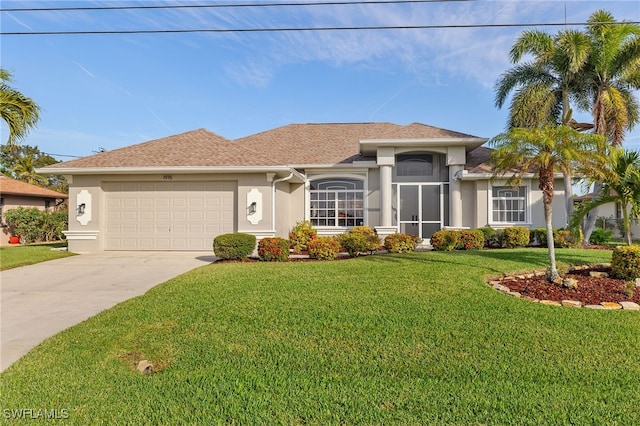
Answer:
396, 154, 433, 177
310, 178, 364, 227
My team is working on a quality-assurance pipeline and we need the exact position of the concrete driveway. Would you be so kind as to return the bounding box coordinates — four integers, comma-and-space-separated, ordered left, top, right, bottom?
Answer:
0, 251, 214, 372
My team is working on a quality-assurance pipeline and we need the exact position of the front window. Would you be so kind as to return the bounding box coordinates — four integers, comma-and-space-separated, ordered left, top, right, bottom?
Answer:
492, 186, 526, 223
310, 178, 364, 227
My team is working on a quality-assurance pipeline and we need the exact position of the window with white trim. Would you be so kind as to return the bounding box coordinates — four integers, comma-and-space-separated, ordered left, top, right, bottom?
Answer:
492, 186, 527, 223
310, 178, 364, 227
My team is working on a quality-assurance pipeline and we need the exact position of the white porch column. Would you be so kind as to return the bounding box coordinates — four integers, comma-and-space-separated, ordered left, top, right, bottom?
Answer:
449, 165, 463, 228
375, 147, 396, 237
380, 164, 393, 227
447, 146, 466, 229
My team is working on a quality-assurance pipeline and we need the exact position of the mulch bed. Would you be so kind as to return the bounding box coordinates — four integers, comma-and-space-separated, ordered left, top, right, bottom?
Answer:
505, 267, 640, 305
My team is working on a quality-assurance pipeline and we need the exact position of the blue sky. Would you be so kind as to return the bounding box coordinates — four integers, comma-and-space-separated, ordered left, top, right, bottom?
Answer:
1, 0, 639, 161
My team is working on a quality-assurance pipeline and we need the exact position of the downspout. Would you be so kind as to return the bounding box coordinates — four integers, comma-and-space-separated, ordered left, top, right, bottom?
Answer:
272, 172, 295, 233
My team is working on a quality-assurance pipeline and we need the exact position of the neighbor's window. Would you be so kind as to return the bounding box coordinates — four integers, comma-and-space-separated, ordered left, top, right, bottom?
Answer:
492, 186, 526, 223
310, 178, 364, 227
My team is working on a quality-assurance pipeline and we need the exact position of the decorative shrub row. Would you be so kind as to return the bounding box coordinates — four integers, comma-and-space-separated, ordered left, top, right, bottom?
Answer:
530, 228, 581, 248
431, 229, 484, 251
3, 207, 67, 244
611, 245, 640, 280
213, 233, 256, 260
432, 227, 531, 251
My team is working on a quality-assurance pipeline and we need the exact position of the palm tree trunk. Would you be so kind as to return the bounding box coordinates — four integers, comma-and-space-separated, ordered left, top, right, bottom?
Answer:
623, 205, 632, 245
545, 198, 559, 281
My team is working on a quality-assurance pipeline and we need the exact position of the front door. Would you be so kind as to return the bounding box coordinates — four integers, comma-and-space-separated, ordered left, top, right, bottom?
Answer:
396, 183, 449, 240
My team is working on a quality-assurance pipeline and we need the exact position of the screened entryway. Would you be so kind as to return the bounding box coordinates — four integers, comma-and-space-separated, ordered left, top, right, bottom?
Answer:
394, 183, 449, 239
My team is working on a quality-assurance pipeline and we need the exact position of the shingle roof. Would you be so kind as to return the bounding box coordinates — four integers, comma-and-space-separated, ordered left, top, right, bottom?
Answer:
464, 146, 494, 173
42, 122, 483, 170
43, 128, 282, 169
0, 175, 68, 199
234, 122, 480, 165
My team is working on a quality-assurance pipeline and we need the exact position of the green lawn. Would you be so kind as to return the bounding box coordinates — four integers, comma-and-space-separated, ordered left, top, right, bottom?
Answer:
0, 242, 75, 270
2, 249, 639, 425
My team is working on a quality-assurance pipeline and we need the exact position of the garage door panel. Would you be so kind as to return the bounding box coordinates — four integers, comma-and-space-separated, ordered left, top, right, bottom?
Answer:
104, 181, 236, 250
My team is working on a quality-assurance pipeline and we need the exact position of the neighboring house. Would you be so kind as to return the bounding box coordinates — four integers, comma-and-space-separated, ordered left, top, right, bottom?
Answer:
0, 175, 68, 246
574, 193, 639, 239
39, 122, 567, 252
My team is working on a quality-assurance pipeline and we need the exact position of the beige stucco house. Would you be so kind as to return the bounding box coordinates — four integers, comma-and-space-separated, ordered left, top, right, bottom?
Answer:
0, 175, 68, 246
40, 122, 565, 252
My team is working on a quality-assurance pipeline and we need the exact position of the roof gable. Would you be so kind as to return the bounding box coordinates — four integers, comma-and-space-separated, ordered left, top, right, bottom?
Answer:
0, 175, 68, 199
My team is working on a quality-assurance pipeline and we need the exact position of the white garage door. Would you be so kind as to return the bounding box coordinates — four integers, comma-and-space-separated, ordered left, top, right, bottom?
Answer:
104, 181, 235, 250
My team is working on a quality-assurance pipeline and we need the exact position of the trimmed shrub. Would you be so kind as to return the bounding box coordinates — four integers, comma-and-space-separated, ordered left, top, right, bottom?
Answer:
384, 233, 419, 253
589, 228, 613, 245
553, 229, 581, 248
337, 233, 368, 257
307, 236, 341, 260
257, 237, 290, 262
346, 226, 380, 253
501, 226, 530, 248
213, 233, 256, 260
3, 207, 68, 244
456, 230, 484, 250
430, 230, 459, 251
480, 227, 502, 248
611, 245, 640, 280
288, 221, 317, 253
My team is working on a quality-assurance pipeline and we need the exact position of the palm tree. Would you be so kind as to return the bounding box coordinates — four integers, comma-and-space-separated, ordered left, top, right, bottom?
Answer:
490, 125, 606, 280
495, 28, 592, 222
0, 68, 41, 146
11, 155, 47, 186
571, 149, 640, 246
581, 10, 640, 242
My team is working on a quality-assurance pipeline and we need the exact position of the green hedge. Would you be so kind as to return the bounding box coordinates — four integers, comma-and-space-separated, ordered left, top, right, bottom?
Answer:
337, 226, 380, 256
431, 229, 484, 251
3, 207, 67, 244
288, 221, 317, 253
213, 233, 256, 260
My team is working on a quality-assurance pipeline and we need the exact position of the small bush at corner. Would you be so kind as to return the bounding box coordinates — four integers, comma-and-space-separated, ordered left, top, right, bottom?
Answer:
289, 221, 317, 253
384, 233, 419, 253
257, 237, 290, 261
590, 228, 613, 245
213, 233, 256, 260
307, 236, 341, 260
430, 230, 459, 251
611, 245, 640, 280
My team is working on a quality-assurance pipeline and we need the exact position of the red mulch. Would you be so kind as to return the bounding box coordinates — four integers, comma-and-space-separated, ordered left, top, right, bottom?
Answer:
505, 268, 640, 305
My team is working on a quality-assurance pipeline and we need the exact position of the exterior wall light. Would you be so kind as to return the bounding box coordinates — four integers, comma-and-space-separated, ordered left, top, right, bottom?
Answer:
77, 203, 86, 215
248, 201, 257, 215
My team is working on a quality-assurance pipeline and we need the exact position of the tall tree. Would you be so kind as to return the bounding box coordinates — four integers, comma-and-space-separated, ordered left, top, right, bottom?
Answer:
490, 125, 606, 280
495, 28, 592, 223
581, 10, 640, 242
0, 68, 41, 146
571, 149, 640, 246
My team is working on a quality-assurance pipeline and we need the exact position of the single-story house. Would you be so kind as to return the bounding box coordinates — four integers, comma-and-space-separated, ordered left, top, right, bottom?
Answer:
0, 175, 69, 245
39, 122, 565, 252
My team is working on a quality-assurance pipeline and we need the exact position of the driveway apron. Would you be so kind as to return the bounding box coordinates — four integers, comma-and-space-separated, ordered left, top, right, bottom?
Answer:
0, 251, 214, 371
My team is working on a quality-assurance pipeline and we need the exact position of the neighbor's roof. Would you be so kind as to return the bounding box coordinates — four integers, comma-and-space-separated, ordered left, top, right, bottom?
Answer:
0, 175, 68, 199
42, 122, 483, 170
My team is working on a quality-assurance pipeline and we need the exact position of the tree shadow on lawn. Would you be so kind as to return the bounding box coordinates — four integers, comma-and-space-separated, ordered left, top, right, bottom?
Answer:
360, 248, 612, 277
